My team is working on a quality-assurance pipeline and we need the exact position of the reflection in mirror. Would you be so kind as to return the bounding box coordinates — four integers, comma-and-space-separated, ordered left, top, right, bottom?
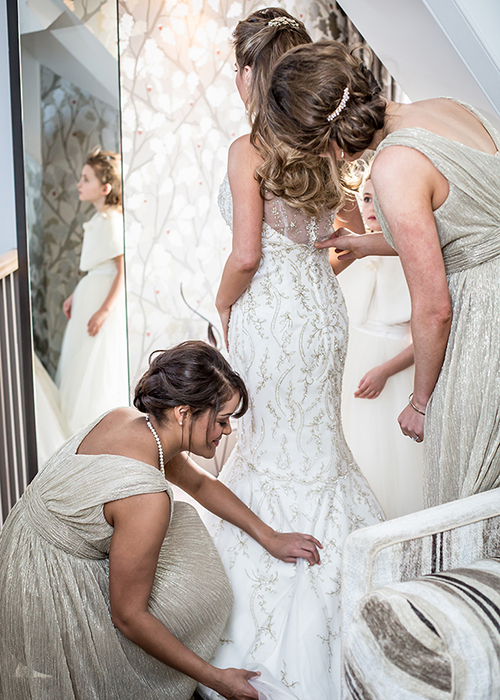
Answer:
18, 0, 128, 466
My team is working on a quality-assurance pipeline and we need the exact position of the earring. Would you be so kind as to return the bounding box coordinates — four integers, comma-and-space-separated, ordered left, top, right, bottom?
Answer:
179, 421, 183, 426
341, 150, 345, 159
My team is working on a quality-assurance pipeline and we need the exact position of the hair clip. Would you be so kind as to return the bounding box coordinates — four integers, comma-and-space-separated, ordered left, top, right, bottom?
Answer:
327, 87, 350, 122
267, 16, 299, 29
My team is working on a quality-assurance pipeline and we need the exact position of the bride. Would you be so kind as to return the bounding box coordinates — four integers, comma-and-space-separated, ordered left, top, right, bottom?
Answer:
202, 9, 384, 700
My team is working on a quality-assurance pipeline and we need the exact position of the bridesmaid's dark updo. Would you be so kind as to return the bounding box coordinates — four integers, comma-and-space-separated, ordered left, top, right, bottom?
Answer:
133, 341, 248, 428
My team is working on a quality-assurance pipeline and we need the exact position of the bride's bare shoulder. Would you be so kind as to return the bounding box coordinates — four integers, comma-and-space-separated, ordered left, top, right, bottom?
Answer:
228, 134, 262, 168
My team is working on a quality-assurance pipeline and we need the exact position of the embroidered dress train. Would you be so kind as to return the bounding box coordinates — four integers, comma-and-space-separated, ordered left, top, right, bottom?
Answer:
202, 177, 383, 700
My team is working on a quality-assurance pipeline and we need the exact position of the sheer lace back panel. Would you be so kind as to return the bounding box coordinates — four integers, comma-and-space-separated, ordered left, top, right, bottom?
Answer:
218, 174, 334, 245
263, 192, 335, 245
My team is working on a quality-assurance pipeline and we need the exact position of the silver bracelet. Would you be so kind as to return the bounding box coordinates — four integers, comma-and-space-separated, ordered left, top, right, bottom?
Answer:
408, 392, 426, 416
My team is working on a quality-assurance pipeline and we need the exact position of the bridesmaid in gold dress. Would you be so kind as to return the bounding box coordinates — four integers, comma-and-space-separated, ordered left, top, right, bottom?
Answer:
265, 40, 500, 507
0, 341, 320, 700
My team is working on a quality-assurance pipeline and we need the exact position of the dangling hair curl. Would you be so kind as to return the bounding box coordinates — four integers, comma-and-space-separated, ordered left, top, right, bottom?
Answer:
233, 9, 341, 217
264, 40, 387, 208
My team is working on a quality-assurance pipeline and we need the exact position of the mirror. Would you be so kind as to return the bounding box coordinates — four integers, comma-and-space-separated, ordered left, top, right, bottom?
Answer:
18, 0, 128, 465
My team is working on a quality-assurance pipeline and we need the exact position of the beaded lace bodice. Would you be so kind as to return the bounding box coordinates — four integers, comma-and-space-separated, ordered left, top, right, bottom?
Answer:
218, 174, 335, 245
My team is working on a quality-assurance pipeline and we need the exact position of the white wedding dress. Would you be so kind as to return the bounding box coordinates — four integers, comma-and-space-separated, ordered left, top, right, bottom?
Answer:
339, 257, 424, 519
56, 208, 129, 433
201, 177, 384, 700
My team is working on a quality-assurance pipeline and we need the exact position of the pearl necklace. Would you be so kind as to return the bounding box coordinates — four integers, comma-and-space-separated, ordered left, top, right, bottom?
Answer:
145, 414, 165, 478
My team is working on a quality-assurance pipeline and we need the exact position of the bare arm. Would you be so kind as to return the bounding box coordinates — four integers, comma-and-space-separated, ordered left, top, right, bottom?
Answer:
216, 136, 263, 348
330, 192, 367, 275
354, 343, 414, 399
105, 492, 259, 700
167, 453, 321, 565
87, 254, 124, 336
371, 147, 452, 440
319, 230, 397, 261
63, 293, 74, 319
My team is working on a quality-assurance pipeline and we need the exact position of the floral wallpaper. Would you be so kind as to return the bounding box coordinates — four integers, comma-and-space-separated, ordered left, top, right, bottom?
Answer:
25, 152, 44, 360
118, 0, 401, 386
33, 66, 119, 377
120, 0, 326, 384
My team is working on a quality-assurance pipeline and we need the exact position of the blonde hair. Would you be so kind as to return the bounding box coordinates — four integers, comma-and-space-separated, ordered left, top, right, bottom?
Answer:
264, 40, 387, 207
233, 9, 340, 217
85, 147, 122, 208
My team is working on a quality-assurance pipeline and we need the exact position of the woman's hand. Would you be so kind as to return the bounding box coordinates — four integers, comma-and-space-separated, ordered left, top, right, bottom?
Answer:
316, 229, 396, 259
214, 668, 260, 700
63, 294, 73, 319
398, 402, 425, 442
261, 531, 322, 565
218, 307, 231, 351
354, 365, 390, 399
87, 308, 109, 336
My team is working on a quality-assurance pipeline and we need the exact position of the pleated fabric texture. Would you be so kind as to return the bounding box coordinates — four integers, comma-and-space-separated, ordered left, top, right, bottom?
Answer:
0, 414, 233, 700
374, 99, 500, 507
344, 558, 500, 700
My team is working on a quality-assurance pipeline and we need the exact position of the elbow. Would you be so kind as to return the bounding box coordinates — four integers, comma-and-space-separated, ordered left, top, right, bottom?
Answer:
234, 252, 261, 274
111, 607, 138, 639
433, 298, 453, 327
414, 299, 452, 330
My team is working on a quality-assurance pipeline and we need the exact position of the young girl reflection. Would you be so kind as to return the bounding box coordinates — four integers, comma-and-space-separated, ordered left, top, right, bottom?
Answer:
56, 148, 129, 433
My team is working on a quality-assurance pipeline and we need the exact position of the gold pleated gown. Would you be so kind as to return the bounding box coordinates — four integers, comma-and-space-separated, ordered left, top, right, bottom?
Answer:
374, 99, 500, 507
0, 414, 233, 699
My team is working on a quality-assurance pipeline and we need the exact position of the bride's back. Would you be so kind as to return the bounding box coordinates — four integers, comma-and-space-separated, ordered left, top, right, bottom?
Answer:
263, 192, 335, 246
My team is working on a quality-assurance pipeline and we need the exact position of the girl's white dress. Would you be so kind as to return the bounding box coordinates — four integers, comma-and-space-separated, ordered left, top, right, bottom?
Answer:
338, 257, 424, 519
201, 177, 384, 700
34, 353, 71, 466
56, 208, 129, 433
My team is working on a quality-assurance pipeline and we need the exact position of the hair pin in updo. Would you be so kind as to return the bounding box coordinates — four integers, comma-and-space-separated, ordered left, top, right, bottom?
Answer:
267, 16, 299, 29
327, 87, 350, 122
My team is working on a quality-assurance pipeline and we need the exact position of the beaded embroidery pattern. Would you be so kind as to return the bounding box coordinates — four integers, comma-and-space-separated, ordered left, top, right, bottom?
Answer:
203, 176, 383, 699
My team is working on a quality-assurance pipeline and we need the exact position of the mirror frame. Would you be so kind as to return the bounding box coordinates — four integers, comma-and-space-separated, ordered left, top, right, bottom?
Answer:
6, 0, 38, 479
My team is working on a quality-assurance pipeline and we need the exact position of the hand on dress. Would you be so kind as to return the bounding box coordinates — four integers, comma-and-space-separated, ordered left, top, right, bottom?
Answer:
218, 307, 231, 351
315, 228, 366, 261
354, 365, 389, 399
398, 403, 425, 442
215, 668, 261, 700
263, 531, 322, 565
63, 294, 73, 319
87, 308, 109, 336
315, 229, 395, 260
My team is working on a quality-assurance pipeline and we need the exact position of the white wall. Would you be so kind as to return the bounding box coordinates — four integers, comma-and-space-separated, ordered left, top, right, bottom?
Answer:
0, 0, 18, 256
337, 0, 500, 130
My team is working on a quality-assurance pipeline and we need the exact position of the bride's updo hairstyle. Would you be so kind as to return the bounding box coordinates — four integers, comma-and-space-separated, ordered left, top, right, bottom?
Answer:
234, 9, 339, 217
234, 8, 311, 124
266, 40, 386, 157
86, 147, 122, 208
134, 341, 248, 432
